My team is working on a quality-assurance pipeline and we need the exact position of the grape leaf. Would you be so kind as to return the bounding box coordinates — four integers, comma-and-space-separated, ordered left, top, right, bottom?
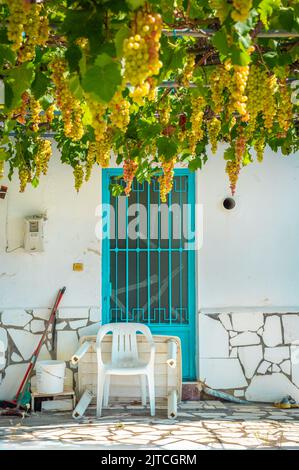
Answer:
82, 63, 121, 103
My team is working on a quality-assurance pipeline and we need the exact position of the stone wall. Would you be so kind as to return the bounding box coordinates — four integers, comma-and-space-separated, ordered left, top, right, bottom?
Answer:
0, 307, 101, 399
199, 312, 299, 402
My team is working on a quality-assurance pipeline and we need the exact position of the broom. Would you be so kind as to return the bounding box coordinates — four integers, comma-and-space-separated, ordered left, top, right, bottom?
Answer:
0, 287, 66, 416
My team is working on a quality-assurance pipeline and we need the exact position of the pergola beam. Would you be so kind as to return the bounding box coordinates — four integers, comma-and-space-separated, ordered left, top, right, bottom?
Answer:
162, 29, 299, 38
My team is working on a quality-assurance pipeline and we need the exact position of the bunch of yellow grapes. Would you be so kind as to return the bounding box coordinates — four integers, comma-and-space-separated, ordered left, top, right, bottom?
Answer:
0, 161, 4, 179
182, 55, 195, 87
123, 158, 138, 196
262, 74, 277, 132
123, 9, 163, 104
18, 3, 48, 62
210, 66, 230, 114
34, 139, 52, 178
254, 134, 265, 162
229, 65, 250, 118
10, 91, 29, 125
159, 157, 176, 203
45, 104, 56, 124
95, 138, 111, 168
109, 91, 130, 132
207, 117, 221, 154
246, 65, 267, 135
159, 97, 171, 126
7, 0, 30, 51
18, 166, 31, 193
188, 96, 206, 154
50, 59, 84, 141
29, 96, 42, 133
225, 160, 240, 196
73, 164, 84, 192
231, 0, 253, 22
277, 79, 293, 137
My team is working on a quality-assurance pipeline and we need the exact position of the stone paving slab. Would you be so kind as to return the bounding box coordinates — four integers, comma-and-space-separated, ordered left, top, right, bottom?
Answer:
0, 402, 298, 450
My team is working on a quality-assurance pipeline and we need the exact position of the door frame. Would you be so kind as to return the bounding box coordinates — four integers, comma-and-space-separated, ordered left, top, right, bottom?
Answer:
101, 168, 197, 380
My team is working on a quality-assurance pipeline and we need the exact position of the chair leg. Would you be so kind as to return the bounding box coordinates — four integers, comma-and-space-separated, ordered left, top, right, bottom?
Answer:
147, 373, 155, 417
96, 372, 105, 417
104, 375, 110, 407
139, 375, 146, 406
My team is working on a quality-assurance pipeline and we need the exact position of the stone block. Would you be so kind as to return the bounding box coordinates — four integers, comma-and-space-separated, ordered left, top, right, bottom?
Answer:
30, 320, 45, 333
230, 332, 260, 347
218, 313, 233, 331
238, 345, 263, 379
263, 316, 282, 347
257, 361, 271, 374
32, 309, 51, 320
264, 346, 289, 364
282, 315, 299, 344
231, 313, 264, 332
280, 359, 291, 375
8, 329, 41, 360
199, 358, 247, 389
245, 373, 299, 402
2, 310, 32, 327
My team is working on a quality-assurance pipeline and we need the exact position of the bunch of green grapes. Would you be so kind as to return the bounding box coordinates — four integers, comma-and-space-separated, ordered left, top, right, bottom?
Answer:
86, 98, 107, 142
18, 166, 31, 193
210, 66, 230, 114
109, 91, 130, 131
7, 0, 30, 51
254, 133, 265, 163
85, 142, 97, 182
0, 161, 4, 179
123, 158, 138, 196
159, 97, 171, 126
50, 59, 84, 141
73, 164, 84, 192
225, 160, 240, 196
34, 139, 52, 178
18, 3, 49, 62
96, 138, 111, 168
123, 9, 163, 104
159, 157, 176, 203
229, 65, 250, 119
29, 96, 42, 133
231, 0, 253, 22
188, 96, 206, 154
246, 65, 267, 136
261, 74, 277, 132
182, 55, 195, 87
207, 117, 221, 154
277, 79, 293, 137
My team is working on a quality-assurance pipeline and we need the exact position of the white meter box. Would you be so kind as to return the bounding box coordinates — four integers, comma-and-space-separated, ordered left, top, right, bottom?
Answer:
24, 215, 45, 252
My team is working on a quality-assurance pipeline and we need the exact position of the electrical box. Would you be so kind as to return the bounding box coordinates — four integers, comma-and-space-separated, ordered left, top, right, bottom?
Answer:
24, 215, 45, 252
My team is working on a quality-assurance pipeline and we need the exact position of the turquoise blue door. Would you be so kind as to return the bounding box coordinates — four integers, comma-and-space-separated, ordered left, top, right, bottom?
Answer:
102, 169, 196, 380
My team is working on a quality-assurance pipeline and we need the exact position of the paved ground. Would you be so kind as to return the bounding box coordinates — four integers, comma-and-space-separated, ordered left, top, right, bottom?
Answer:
0, 401, 299, 450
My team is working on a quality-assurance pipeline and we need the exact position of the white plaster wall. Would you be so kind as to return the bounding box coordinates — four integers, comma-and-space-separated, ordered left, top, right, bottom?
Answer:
0, 143, 102, 310
197, 144, 299, 309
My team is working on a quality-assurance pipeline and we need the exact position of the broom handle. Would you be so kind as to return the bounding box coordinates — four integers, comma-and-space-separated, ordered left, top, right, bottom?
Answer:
15, 287, 66, 403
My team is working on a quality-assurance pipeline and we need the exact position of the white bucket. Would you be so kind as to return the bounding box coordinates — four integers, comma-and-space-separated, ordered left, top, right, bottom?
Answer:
36, 360, 66, 394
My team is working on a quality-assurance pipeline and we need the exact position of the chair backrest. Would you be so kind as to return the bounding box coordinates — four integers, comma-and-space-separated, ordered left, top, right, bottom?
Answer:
96, 322, 153, 364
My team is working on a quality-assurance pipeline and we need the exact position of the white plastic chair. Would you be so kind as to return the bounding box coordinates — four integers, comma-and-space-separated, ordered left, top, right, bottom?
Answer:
96, 322, 156, 417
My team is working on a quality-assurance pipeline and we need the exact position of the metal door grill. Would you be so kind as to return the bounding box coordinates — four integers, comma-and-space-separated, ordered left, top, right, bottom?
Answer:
102, 169, 196, 380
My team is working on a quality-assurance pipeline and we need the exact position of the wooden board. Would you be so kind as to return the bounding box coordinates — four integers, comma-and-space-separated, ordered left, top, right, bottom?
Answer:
77, 335, 182, 403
